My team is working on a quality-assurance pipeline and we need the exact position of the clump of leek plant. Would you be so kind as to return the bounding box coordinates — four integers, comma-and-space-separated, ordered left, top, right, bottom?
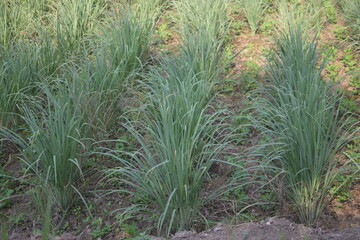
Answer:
0, 0, 34, 47
106, 0, 231, 235
240, 0, 268, 34
55, 0, 105, 56
69, 51, 121, 139
174, 0, 230, 40
255, 21, 357, 225
180, 27, 227, 84
0, 43, 43, 127
337, 0, 360, 52
276, 0, 324, 33
106, 56, 229, 235
176, 0, 230, 83
103, 1, 162, 84
0, 83, 89, 211
0, 36, 64, 128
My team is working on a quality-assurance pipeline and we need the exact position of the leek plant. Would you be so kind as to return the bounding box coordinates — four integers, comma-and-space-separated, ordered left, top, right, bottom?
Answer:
0, 0, 33, 47
275, 0, 323, 33
180, 28, 226, 84
37, 33, 64, 78
135, 0, 164, 23
24, 0, 56, 22
69, 51, 121, 138
175, 0, 230, 40
0, 44, 43, 127
107, 57, 229, 235
176, 0, 229, 83
240, 0, 268, 34
0, 38, 63, 128
255, 21, 356, 225
106, 0, 232, 235
0, 83, 89, 210
337, 0, 360, 52
306, 0, 325, 30
102, 2, 161, 84
55, 0, 105, 55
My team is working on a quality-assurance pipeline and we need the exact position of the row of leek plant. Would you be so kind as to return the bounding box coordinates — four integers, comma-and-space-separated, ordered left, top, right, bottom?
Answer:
0, 0, 162, 221
105, 0, 236, 236
254, 16, 358, 225
0, 39, 61, 128
237, 0, 329, 35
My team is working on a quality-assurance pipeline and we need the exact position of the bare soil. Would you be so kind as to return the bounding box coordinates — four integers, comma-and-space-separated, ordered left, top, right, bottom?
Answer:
163, 217, 360, 240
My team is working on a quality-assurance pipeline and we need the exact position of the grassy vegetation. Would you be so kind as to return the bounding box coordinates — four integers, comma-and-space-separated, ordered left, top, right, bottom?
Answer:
102, 2, 161, 85
0, 0, 32, 47
0, 0, 359, 238
240, 0, 268, 34
1, 83, 89, 211
175, 0, 229, 39
0, 43, 43, 127
337, 0, 360, 52
107, 59, 229, 235
255, 21, 357, 225
107, 0, 232, 235
55, 0, 105, 55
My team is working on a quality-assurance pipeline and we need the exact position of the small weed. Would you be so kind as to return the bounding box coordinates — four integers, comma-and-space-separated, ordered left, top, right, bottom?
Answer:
0, 168, 13, 209
123, 221, 141, 237
341, 50, 357, 69
326, 64, 340, 79
242, 232, 249, 239
129, 233, 156, 240
115, 134, 136, 152
223, 156, 252, 217
332, 176, 353, 202
333, 26, 347, 41
230, 19, 244, 36
260, 18, 276, 35
239, 60, 261, 92
279, 231, 286, 240
338, 89, 358, 113
345, 141, 360, 158
83, 215, 91, 224
233, 109, 253, 145
70, 206, 82, 216
330, 150, 356, 203
8, 213, 26, 227
241, 75, 258, 92
237, 213, 258, 222
321, 44, 337, 62
55, 221, 69, 237
224, 165, 249, 202
244, 43, 255, 57
223, 42, 236, 71
89, 217, 112, 239
259, 192, 277, 212
337, 192, 352, 203
156, 22, 172, 42
218, 78, 237, 95
324, 0, 337, 24
0, 213, 8, 240
349, 74, 359, 95
243, 60, 261, 74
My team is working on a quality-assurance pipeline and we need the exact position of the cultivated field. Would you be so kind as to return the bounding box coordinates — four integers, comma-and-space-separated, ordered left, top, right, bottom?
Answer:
0, 0, 359, 239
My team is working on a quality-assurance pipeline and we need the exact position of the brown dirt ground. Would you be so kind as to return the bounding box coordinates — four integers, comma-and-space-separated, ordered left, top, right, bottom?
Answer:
156, 217, 360, 240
